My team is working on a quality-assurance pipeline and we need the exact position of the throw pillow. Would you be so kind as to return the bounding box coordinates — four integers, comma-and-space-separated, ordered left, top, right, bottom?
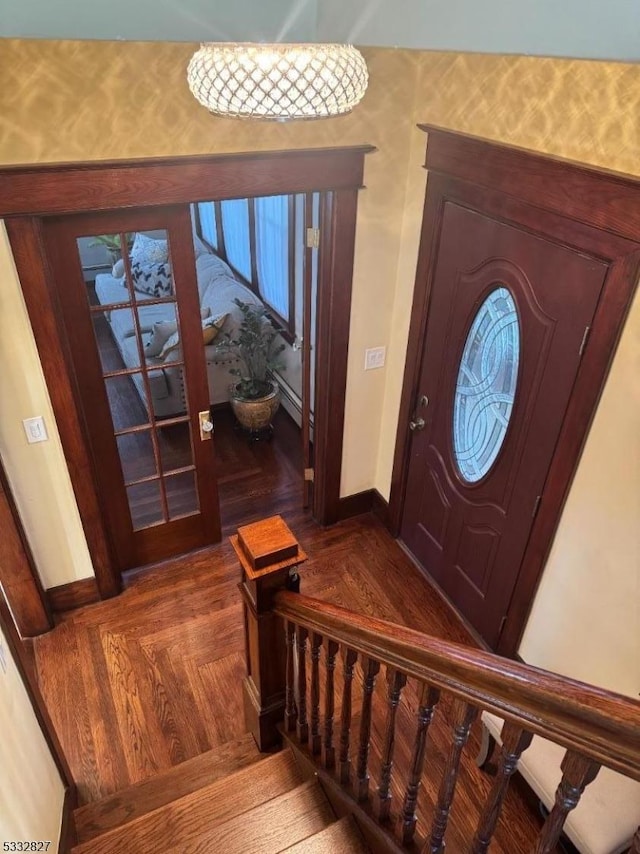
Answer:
145, 308, 211, 357
160, 313, 228, 360
112, 258, 125, 278
131, 260, 173, 297
131, 232, 169, 265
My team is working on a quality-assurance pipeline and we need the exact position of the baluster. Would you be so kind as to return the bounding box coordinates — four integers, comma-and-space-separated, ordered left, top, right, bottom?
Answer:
309, 632, 322, 754
631, 826, 640, 854
356, 657, 381, 801
471, 721, 533, 853
534, 752, 600, 854
322, 640, 339, 769
296, 626, 309, 744
339, 647, 358, 785
400, 683, 440, 845
378, 668, 407, 822
426, 700, 478, 854
284, 621, 298, 733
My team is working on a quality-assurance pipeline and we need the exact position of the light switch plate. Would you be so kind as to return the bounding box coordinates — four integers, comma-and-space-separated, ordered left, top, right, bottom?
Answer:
364, 346, 386, 370
23, 416, 48, 444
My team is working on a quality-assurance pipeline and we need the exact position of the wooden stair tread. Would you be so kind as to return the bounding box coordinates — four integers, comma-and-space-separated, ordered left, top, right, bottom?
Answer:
281, 815, 370, 853
71, 749, 302, 854
74, 733, 261, 844
163, 779, 335, 854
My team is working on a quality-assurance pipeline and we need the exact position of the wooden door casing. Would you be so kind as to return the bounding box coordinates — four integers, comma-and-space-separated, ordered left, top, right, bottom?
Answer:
2, 147, 371, 598
400, 202, 608, 648
390, 127, 640, 656
43, 205, 221, 570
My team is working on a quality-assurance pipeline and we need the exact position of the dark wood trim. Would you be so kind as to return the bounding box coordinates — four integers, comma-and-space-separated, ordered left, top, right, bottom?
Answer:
0, 574, 76, 793
313, 189, 360, 525
214, 200, 225, 255
333, 488, 390, 525
388, 179, 444, 536
336, 490, 375, 521
47, 577, 100, 615
389, 128, 640, 656
302, 193, 314, 510
0, 145, 375, 218
371, 489, 390, 529
247, 197, 259, 295
4, 146, 371, 583
0, 458, 52, 637
58, 786, 78, 854
5, 217, 120, 601
419, 124, 640, 242
276, 590, 640, 778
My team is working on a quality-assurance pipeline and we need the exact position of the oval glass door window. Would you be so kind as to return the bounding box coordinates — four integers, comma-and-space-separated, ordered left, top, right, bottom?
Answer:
453, 286, 520, 483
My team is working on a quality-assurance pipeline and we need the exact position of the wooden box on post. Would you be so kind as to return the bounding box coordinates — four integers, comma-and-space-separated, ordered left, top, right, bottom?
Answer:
231, 515, 307, 751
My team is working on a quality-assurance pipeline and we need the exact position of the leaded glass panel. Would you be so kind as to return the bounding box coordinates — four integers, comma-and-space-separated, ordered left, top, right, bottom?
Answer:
453, 287, 520, 483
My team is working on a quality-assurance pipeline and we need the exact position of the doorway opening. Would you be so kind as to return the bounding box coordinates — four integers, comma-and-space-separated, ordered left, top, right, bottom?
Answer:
3, 146, 372, 595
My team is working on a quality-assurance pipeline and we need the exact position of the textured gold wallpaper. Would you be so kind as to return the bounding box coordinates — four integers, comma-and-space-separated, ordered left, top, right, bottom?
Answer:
416, 51, 640, 177
0, 39, 418, 163
1, 39, 638, 177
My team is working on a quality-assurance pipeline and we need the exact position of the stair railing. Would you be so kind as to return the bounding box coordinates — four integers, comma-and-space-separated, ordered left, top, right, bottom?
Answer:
275, 591, 640, 854
232, 518, 640, 853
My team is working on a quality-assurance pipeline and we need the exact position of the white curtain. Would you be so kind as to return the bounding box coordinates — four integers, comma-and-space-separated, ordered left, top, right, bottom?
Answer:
220, 199, 252, 281
254, 195, 289, 318
197, 202, 218, 249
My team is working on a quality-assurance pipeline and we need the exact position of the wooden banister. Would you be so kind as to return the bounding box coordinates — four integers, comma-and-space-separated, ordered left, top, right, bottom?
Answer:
274, 590, 640, 780
235, 520, 639, 852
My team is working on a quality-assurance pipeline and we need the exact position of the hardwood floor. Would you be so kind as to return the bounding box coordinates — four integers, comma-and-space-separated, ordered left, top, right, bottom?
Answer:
34, 512, 559, 851
90, 282, 306, 534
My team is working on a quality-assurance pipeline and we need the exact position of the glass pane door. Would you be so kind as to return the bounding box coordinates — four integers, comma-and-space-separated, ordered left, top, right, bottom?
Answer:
44, 206, 220, 571
79, 229, 200, 530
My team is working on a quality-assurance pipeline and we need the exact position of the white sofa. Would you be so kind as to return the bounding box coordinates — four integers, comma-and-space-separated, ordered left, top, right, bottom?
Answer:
95, 248, 262, 417
479, 711, 640, 854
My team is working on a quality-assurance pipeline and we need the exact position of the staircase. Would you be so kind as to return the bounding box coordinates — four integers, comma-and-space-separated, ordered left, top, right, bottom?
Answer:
71, 735, 369, 854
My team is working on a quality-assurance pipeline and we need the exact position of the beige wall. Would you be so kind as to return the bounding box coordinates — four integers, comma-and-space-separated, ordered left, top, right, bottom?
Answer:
0, 622, 65, 847
0, 40, 638, 695
518, 288, 640, 697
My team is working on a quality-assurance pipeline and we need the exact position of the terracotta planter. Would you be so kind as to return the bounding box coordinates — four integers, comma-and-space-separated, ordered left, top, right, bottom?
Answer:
230, 381, 280, 434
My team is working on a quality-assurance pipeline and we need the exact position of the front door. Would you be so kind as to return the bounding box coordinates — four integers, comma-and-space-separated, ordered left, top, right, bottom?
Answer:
43, 206, 221, 572
400, 202, 607, 648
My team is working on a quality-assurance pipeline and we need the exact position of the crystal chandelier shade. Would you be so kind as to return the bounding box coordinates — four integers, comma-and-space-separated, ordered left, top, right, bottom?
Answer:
187, 43, 368, 120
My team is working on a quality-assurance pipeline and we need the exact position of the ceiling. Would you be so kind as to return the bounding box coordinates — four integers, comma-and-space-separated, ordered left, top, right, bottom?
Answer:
1, 0, 639, 61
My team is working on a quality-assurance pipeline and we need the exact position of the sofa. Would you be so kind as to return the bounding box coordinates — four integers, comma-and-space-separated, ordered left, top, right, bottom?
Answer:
94, 236, 263, 418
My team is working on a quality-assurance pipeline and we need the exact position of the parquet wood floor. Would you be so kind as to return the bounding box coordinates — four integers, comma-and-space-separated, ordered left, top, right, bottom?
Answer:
34, 512, 556, 851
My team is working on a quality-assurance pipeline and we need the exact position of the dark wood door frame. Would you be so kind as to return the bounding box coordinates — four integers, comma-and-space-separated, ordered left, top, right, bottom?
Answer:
389, 126, 640, 657
0, 146, 374, 600
0, 457, 52, 637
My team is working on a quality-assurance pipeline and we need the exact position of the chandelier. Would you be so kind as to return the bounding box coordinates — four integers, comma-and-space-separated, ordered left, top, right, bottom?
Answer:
187, 43, 368, 121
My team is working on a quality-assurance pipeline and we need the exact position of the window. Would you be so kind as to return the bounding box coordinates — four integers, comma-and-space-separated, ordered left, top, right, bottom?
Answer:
220, 199, 252, 282
197, 202, 218, 250
194, 194, 296, 338
254, 195, 290, 320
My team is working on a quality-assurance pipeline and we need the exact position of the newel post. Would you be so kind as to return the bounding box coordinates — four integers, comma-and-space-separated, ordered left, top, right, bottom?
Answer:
231, 515, 307, 751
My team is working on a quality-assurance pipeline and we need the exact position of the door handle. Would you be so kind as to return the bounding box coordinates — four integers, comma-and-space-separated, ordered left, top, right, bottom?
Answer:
409, 417, 425, 431
199, 410, 214, 441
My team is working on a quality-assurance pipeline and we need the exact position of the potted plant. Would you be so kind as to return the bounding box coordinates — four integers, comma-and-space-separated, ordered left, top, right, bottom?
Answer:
219, 299, 286, 436
89, 233, 134, 265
